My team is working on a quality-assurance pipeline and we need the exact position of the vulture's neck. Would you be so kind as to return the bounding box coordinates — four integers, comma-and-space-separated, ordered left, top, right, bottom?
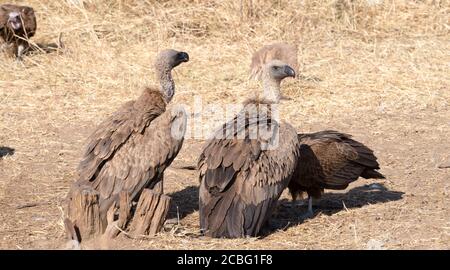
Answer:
261, 76, 281, 104
157, 67, 175, 103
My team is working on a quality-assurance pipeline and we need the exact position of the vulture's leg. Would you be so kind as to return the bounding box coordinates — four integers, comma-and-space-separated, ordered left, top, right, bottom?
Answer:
16, 43, 25, 61
301, 196, 314, 219
308, 196, 313, 213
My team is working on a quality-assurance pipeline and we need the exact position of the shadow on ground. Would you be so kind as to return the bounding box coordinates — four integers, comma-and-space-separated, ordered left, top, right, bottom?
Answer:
0, 146, 15, 158
167, 185, 199, 220
263, 183, 404, 237
165, 183, 404, 238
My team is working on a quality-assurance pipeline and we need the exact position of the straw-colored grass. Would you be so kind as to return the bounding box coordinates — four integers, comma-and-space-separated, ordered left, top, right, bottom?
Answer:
0, 0, 449, 249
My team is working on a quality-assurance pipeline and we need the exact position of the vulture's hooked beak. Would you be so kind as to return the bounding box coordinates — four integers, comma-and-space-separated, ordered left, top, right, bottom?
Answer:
284, 65, 296, 78
178, 52, 189, 63
7, 12, 22, 30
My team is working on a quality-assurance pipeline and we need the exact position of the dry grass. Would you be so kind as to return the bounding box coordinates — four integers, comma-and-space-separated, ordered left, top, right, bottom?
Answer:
0, 0, 449, 249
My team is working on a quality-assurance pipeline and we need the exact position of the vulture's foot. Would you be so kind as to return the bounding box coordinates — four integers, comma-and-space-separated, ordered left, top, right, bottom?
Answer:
289, 200, 304, 208
300, 210, 314, 220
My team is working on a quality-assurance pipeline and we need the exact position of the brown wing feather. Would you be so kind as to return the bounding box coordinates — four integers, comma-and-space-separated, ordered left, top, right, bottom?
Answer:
289, 130, 384, 199
71, 89, 181, 213
94, 107, 186, 213
199, 104, 299, 238
77, 89, 166, 183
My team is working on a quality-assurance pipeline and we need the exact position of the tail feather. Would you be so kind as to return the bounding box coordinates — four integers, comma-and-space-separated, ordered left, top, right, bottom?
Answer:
200, 187, 272, 238
173, 164, 197, 170
361, 169, 385, 179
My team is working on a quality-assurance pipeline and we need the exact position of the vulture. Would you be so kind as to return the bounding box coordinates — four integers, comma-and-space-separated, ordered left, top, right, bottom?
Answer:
249, 42, 298, 81
289, 130, 385, 217
0, 4, 36, 59
67, 49, 189, 218
198, 60, 299, 238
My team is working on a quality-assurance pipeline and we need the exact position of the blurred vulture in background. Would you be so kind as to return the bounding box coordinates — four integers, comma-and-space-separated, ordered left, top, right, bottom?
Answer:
67, 49, 189, 218
289, 130, 385, 217
0, 4, 36, 59
250, 42, 299, 81
198, 60, 299, 238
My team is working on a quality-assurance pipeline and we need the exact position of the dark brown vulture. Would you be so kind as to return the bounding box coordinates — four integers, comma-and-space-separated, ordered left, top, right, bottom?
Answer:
67, 49, 189, 219
198, 60, 300, 238
0, 4, 36, 59
249, 42, 298, 81
289, 130, 385, 217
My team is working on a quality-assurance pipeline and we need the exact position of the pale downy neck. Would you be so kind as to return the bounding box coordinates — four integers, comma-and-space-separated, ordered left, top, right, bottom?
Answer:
157, 66, 175, 103
261, 72, 281, 104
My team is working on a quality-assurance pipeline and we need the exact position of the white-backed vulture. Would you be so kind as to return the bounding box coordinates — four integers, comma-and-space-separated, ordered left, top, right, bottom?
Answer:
0, 4, 36, 59
289, 130, 385, 217
198, 60, 299, 238
67, 49, 189, 219
249, 42, 298, 81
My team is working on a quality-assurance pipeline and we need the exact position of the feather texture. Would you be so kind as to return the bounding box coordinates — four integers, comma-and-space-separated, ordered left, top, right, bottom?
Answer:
289, 130, 385, 200
69, 88, 187, 214
198, 100, 300, 238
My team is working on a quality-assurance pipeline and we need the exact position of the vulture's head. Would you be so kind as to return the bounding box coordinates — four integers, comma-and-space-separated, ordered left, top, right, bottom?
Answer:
7, 11, 23, 31
2, 5, 35, 32
155, 49, 189, 70
263, 60, 296, 82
